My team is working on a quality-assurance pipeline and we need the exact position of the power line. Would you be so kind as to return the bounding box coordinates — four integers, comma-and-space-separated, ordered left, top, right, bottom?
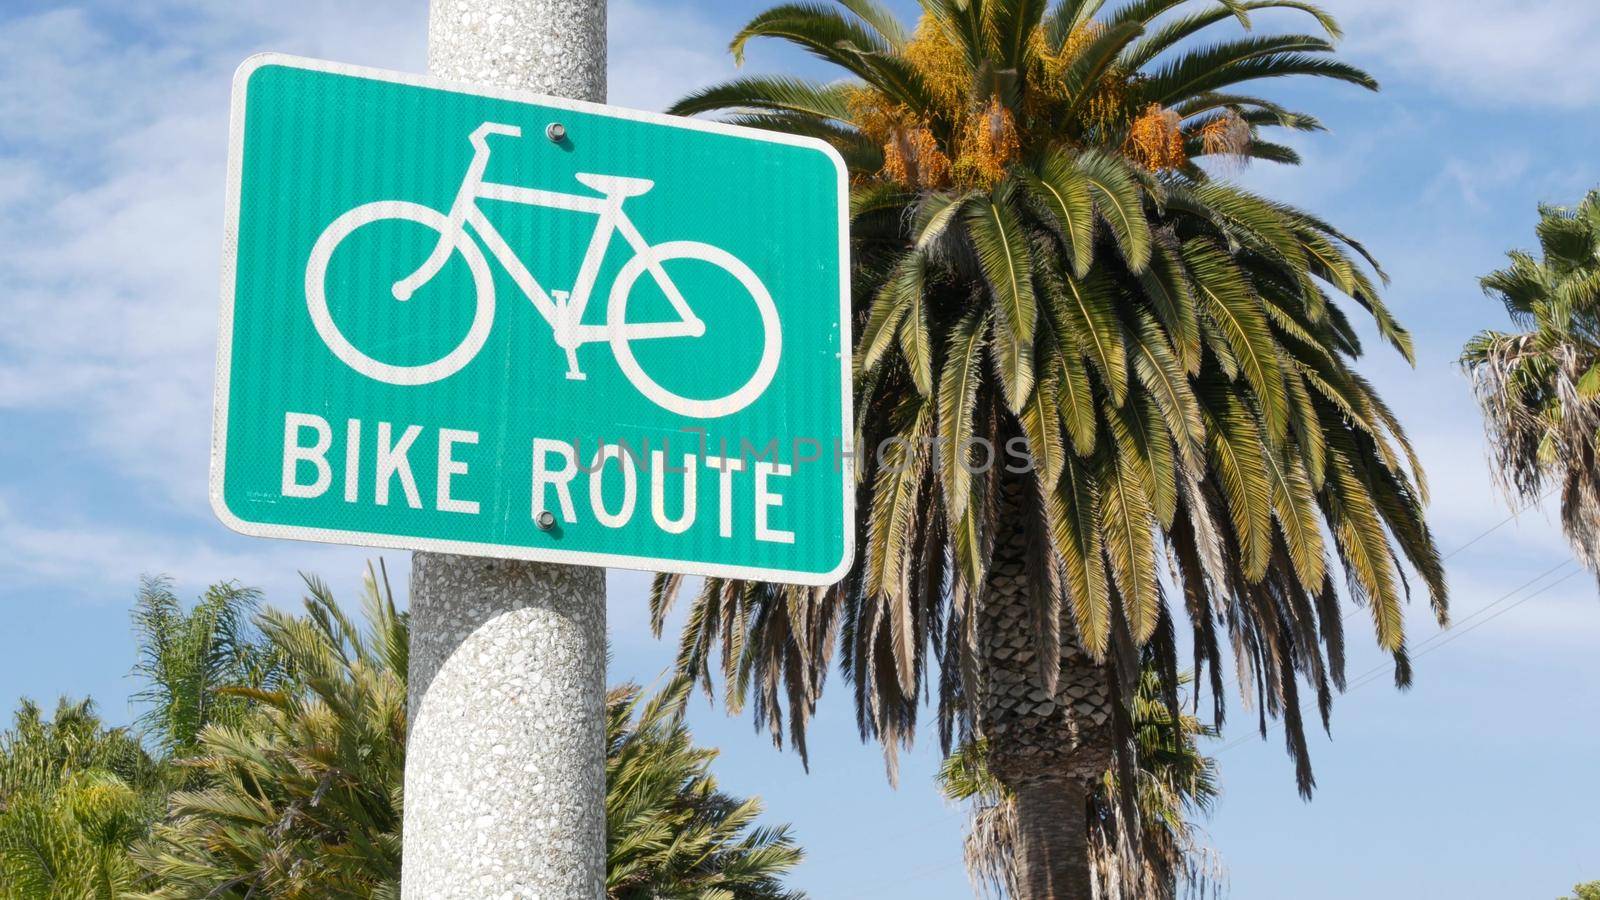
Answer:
1215, 487, 1569, 748
1336, 490, 1556, 627
1435, 496, 1553, 564
838, 858, 969, 900
1217, 558, 1580, 753
1360, 566, 1583, 679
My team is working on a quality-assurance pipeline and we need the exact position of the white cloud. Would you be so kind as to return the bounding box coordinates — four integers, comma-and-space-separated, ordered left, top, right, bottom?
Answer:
0, 2, 426, 509
0, 0, 733, 597
0, 492, 382, 606
1232, 99, 1426, 211
1327, 0, 1600, 107
1426, 150, 1532, 210
608, 0, 740, 112
0, 0, 734, 495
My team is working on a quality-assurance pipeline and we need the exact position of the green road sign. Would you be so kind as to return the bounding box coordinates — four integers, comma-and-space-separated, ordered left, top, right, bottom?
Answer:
210, 55, 852, 585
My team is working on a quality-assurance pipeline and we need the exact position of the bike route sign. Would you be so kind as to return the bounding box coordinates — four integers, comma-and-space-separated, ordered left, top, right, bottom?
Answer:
210, 54, 852, 584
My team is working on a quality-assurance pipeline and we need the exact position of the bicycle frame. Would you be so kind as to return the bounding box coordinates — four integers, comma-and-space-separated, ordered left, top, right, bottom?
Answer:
393, 123, 704, 357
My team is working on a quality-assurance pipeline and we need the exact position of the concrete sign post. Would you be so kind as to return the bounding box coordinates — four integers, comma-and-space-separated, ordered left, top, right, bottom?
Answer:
207, 0, 851, 895
408, 4, 607, 896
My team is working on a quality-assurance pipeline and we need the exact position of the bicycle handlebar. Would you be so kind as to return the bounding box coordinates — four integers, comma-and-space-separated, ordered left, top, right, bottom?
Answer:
470, 122, 524, 146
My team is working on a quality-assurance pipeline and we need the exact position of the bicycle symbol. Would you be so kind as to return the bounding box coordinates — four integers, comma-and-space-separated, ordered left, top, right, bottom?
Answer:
305, 121, 782, 418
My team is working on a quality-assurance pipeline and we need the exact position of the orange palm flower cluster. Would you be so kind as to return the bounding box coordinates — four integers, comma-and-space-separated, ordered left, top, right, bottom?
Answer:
1125, 103, 1187, 171
1200, 109, 1252, 159
849, 14, 1152, 188
953, 100, 1021, 188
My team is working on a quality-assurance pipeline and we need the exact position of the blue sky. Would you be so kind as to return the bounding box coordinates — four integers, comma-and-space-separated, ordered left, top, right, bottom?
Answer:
1, 1, 1598, 897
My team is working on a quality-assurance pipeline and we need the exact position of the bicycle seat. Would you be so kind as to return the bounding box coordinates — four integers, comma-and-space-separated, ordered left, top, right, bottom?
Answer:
574, 173, 655, 197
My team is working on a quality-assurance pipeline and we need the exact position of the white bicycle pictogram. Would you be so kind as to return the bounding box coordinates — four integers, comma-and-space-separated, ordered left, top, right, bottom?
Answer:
305, 121, 781, 419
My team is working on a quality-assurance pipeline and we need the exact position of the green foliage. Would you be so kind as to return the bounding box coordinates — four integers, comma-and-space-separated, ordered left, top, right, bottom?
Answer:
1462, 190, 1600, 574
0, 698, 165, 899
1559, 882, 1600, 900
606, 679, 805, 899
130, 566, 408, 899
0, 563, 804, 899
0, 565, 805, 898
130, 577, 282, 756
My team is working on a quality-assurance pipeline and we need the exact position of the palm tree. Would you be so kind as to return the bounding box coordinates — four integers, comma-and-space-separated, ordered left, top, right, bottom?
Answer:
606, 678, 805, 899
1462, 190, 1600, 576
131, 566, 407, 898
0, 698, 165, 898
133, 564, 806, 899
656, 1, 1447, 895
130, 577, 283, 756
939, 665, 1219, 898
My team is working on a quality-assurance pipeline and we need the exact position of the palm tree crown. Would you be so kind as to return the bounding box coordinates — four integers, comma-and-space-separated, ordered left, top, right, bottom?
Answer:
0, 698, 164, 898
132, 568, 409, 898
1463, 190, 1600, 575
605, 678, 805, 899
660, 0, 1446, 796
130, 577, 282, 757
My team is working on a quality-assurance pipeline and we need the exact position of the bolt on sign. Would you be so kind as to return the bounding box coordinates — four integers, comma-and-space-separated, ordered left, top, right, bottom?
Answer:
210, 55, 852, 585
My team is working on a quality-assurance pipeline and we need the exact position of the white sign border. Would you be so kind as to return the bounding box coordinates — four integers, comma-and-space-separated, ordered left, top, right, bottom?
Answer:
209, 52, 855, 587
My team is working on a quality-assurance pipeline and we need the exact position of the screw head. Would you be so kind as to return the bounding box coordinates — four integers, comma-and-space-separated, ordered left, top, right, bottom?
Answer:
535, 510, 557, 531
545, 122, 567, 143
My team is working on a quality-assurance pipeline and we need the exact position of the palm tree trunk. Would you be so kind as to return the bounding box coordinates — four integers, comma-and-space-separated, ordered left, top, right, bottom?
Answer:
979, 477, 1115, 900
1012, 775, 1092, 899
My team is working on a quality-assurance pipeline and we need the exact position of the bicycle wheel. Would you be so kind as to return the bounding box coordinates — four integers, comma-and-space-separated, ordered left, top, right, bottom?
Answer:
607, 241, 781, 418
305, 200, 494, 386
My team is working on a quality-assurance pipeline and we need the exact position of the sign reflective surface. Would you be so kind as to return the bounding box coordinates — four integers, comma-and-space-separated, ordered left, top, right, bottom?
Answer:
211, 55, 852, 584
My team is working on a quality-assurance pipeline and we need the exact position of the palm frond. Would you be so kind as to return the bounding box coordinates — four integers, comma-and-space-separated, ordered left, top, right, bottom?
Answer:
1123, 1, 1341, 71
667, 76, 856, 120
969, 193, 1039, 411
730, 3, 892, 72
939, 307, 993, 525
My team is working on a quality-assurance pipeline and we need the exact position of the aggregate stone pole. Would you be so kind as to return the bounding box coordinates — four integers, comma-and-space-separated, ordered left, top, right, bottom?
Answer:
404, 2, 608, 898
